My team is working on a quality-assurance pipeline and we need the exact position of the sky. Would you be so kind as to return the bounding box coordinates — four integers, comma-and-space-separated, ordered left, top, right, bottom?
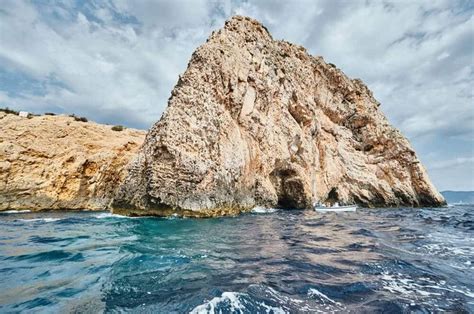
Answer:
0, 0, 473, 191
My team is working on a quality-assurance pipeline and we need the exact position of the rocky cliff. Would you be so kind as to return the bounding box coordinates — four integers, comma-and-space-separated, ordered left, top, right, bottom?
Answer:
0, 112, 145, 211
113, 16, 445, 217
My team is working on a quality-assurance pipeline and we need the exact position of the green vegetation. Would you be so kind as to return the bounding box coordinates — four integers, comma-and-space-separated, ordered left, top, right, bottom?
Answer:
111, 125, 125, 132
44, 112, 56, 116
0, 107, 19, 115
69, 114, 88, 122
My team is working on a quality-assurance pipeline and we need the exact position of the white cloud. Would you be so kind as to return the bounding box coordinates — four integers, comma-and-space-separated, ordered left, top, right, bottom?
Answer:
0, 0, 472, 189
429, 157, 474, 170
0, 0, 223, 127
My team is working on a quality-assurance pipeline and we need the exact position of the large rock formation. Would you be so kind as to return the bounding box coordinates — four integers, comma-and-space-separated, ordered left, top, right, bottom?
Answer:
113, 16, 445, 217
0, 112, 145, 211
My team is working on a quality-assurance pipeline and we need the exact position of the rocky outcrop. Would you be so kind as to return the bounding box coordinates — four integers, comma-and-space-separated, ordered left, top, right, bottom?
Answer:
0, 112, 145, 211
113, 16, 445, 217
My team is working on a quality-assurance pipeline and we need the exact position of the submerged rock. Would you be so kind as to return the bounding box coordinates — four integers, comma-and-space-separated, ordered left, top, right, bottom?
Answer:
0, 112, 145, 211
113, 16, 445, 217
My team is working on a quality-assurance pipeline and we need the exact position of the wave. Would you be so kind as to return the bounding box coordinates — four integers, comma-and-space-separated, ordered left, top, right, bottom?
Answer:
251, 206, 279, 214
9, 250, 84, 262
380, 271, 474, 300
307, 288, 344, 307
13, 212, 145, 222
1, 210, 32, 214
94, 212, 151, 219
190, 290, 286, 314
190, 285, 349, 314
19, 218, 62, 222
94, 212, 130, 219
190, 292, 247, 314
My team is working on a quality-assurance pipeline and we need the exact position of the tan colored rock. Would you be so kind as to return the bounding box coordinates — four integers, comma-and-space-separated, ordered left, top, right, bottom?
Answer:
0, 113, 145, 211
113, 16, 445, 217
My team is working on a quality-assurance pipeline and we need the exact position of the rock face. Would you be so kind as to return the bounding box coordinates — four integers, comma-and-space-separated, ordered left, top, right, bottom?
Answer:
0, 112, 145, 211
113, 16, 445, 217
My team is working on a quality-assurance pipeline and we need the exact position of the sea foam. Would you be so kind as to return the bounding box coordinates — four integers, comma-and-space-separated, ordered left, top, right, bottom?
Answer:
251, 206, 279, 214
1, 210, 32, 214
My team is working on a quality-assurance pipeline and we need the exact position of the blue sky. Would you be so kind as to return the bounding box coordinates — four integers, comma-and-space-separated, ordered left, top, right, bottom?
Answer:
0, 0, 473, 191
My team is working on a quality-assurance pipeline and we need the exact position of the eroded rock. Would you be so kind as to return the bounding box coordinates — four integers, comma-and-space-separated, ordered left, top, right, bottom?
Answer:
0, 113, 145, 211
113, 16, 445, 217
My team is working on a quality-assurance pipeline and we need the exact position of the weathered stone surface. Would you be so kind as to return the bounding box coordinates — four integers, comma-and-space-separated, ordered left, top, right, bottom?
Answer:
0, 112, 145, 211
113, 16, 445, 217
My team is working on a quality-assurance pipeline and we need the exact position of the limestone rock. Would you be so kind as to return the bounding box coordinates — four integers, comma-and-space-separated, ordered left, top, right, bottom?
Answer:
0, 112, 145, 211
113, 16, 445, 217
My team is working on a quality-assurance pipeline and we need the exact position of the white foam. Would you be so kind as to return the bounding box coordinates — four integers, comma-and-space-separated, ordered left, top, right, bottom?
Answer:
94, 212, 129, 219
307, 288, 342, 306
166, 213, 183, 220
251, 206, 279, 214
254, 285, 332, 313
95, 212, 155, 219
421, 242, 473, 259
19, 217, 61, 222
190, 285, 346, 314
257, 302, 287, 314
380, 272, 474, 299
1, 210, 31, 214
190, 292, 246, 314
190, 290, 288, 314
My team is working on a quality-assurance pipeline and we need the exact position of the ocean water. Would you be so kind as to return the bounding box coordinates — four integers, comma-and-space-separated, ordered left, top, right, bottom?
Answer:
0, 206, 472, 313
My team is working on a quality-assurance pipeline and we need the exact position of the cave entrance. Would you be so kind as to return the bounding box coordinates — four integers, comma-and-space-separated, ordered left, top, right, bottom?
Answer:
325, 187, 339, 205
270, 167, 308, 209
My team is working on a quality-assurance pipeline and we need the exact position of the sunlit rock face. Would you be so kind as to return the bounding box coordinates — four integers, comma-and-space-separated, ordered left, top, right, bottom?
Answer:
113, 16, 445, 217
0, 113, 145, 211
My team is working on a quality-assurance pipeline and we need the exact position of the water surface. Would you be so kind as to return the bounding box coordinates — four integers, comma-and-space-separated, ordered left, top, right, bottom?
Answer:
0, 206, 472, 313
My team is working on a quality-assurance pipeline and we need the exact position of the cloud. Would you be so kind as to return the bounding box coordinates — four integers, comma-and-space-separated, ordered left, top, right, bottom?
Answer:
0, 0, 472, 189
429, 157, 474, 170
0, 0, 223, 128
427, 156, 474, 191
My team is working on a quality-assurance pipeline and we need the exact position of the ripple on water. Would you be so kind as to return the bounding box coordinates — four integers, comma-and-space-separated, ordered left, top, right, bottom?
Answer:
0, 206, 472, 313
9, 250, 85, 263
29, 235, 90, 244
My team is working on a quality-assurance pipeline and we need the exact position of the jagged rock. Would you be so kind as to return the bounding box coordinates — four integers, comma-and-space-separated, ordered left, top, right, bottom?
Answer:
0, 112, 145, 211
113, 16, 445, 217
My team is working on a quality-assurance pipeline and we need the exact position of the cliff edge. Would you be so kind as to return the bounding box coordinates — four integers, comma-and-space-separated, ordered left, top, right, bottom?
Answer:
0, 112, 145, 211
111, 16, 445, 216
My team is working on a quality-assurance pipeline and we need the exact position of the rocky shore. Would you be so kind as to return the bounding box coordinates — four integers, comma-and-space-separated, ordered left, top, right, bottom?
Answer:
0, 16, 445, 216
112, 16, 445, 217
0, 112, 145, 211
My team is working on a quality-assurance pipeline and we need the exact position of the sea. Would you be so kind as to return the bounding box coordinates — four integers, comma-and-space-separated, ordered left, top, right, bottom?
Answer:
0, 205, 472, 313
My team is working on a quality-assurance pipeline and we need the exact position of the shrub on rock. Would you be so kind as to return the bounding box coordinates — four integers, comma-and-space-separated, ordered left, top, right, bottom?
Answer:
112, 125, 124, 132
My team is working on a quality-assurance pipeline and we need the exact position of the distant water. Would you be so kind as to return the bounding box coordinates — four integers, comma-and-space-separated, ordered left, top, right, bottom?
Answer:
0, 206, 472, 313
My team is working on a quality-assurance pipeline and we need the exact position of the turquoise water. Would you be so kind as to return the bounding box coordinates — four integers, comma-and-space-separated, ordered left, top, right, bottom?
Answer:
0, 206, 473, 313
